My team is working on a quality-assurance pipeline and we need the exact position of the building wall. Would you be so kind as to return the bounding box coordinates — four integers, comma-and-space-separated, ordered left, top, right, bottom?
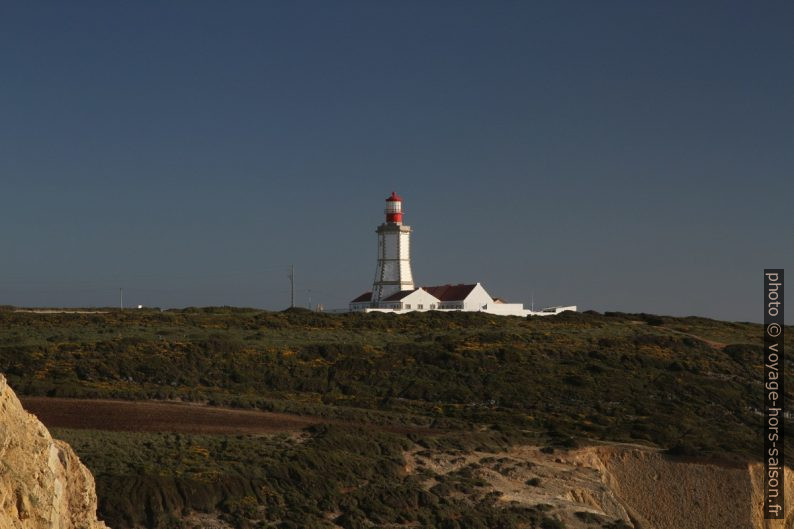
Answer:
461, 283, 494, 311
481, 303, 529, 316
380, 289, 439, 311
399, 289, 439, 311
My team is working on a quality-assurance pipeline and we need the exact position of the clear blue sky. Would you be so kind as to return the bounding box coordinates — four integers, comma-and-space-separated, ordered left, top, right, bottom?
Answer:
1, 2, 791, 322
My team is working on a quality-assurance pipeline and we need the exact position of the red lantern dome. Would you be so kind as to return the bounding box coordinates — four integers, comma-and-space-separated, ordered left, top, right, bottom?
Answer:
385, 191, 403, 223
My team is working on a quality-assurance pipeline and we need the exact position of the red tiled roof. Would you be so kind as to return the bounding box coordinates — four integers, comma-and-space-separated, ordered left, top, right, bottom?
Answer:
421, 284, 477, 302
351, 292, 372, 303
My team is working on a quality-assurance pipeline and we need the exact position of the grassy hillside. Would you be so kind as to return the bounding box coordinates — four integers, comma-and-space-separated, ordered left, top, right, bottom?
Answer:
56, 425, 566, 529
1, 308, 789, 528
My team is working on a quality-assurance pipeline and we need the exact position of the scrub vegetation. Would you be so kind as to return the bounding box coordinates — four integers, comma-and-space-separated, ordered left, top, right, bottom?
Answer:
0, 307, 789, 528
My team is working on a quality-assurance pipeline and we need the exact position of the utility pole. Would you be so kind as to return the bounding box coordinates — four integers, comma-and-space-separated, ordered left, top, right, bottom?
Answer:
119, 288, 123, 310
289, 265, 294, 308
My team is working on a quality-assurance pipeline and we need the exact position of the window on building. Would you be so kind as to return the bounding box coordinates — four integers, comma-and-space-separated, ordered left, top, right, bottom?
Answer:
405, 304, 411, 309
418, 304, 423, 309
430, 304, 436, 309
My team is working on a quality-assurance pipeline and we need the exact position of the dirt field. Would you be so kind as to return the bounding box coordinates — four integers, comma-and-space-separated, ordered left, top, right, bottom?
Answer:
20, 397, 439, 436
20, 397, 326, 435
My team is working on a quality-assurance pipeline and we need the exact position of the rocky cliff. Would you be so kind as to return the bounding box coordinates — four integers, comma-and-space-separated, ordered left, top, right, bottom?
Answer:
0, 374, 107, 529
406, 443, 794, 529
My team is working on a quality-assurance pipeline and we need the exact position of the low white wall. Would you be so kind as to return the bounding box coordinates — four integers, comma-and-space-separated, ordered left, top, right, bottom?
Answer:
480, 303, 529, 316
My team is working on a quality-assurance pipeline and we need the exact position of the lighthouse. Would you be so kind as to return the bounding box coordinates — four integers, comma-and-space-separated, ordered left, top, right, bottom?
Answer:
349, 191, 577, 316
371, 191, 415, 305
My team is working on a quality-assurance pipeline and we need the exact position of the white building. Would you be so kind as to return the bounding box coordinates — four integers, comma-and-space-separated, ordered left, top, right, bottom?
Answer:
377, 287, 439, 311
350, 192, 576, 317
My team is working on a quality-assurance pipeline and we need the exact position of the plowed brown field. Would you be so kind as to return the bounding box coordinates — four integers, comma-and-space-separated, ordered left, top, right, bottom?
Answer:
20, 397, 439, 436
21, 397, 326, 434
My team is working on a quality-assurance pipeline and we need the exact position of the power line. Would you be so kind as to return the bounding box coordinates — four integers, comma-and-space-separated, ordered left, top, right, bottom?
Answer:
288, 265, 295, 308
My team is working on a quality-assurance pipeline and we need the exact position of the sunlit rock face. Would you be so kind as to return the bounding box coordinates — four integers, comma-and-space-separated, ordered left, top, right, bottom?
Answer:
0, 374, 108, 529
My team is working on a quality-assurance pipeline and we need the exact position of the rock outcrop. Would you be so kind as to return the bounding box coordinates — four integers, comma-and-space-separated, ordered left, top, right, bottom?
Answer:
572, 445, 794, 529
0, 375, 108, 529
406, 443, 794, 529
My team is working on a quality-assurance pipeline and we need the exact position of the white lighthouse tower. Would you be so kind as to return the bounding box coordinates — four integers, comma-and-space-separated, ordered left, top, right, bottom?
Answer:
371, 191, 415, 305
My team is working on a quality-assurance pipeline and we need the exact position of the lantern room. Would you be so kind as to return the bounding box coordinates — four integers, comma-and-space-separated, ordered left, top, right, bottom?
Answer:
385, 191, 403, 223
